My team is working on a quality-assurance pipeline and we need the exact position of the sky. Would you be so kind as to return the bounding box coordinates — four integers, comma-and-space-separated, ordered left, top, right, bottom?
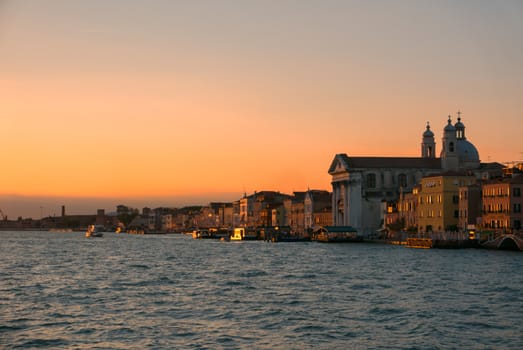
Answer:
1, 0, 522, 218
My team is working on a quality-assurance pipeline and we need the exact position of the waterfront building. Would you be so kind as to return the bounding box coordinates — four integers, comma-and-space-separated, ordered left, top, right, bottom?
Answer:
240, 191, 291, 227
232, 200, 241, 228
285, 192, 306, 234
215, 202, 234, 228
194, 206, 218, 228
161, 214, 173, 231
398, 187, 419, 232
417, 173, 476, 233
458, 184, 482, 231
383, 200, 400, 237
304, 190, 332, 230
239, 194, 254, 227
481, 174, 523, 232
271, 207, 286, 228
329, 115, 502, 236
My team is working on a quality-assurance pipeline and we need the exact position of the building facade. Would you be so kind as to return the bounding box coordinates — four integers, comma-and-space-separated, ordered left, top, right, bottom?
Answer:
481, 174, 523, 231
458, 184, 482, 231
329, 115, 500, 236
417, 173, 476, 233
304, 190, 332, 230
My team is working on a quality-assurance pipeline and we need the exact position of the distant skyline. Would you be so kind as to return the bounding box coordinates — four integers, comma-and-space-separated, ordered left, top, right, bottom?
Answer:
2, 1, 522, 218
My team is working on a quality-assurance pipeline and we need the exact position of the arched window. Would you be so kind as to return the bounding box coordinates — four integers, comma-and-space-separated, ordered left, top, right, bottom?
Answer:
398, 174, 407, 187
366, 174, 376, 189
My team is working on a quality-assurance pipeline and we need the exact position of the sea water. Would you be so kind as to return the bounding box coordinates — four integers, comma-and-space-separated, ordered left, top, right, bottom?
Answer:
1, 231, 522, 349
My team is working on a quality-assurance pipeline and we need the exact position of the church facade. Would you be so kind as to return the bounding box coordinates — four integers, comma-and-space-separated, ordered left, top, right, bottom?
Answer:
328, 114, 500, 235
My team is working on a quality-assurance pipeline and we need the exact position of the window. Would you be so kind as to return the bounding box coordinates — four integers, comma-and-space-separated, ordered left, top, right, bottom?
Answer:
452, 195, 459, 204
514, 187, 521, 197
398, 174, 407, 187
366, 174, 376, 189
514, 203, 521, 213
449, 142, 454, 152
515, 220, 521, 230
454, 210, 459, 218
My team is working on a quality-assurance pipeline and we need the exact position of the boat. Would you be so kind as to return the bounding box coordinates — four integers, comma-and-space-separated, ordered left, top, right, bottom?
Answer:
230, 228, 244, 241
230, 227, 258, 241
312, 226, 362, 243
86, 224, 104, 238
405, 237, 432, 248
192, 229, 212, 239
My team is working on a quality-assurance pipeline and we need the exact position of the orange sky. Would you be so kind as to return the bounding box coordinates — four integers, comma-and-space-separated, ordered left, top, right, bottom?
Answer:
1, 1, 523, 216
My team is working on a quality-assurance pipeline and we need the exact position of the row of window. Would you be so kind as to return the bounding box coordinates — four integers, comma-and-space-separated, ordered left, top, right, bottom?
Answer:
417, 194, 461, 205
482, 187, 521, 197
483, 203, 521, 213
484, 220, 522, 229
419, 210, 459, 218
366, 173, 408, 189
418, 195, 443, 204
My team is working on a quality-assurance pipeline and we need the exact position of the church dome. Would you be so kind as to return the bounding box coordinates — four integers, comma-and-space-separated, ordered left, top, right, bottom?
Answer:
456, 139, 480, 168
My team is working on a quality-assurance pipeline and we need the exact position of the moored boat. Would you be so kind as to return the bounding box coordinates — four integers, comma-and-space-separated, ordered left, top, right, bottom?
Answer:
86, 224, 104, 238
312, 226, 362, 243
230, 227, 258, 241
192, 229, 212, 239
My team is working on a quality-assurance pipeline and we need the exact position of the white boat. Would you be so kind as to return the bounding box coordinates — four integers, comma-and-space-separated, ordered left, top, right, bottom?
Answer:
86, 224, 104, 238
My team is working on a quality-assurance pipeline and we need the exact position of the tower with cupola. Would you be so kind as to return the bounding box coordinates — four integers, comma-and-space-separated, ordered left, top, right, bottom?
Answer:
441, 115, 459, 170
453, 111, 480, 169
421, 122, 436, 158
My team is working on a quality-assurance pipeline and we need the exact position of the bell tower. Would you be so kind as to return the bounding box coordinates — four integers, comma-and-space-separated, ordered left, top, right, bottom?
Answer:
441, 115, 459, 170
421, 122, 436, 158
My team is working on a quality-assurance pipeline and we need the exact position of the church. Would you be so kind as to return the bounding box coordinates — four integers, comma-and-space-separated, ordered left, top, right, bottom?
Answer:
328, 113, 502, 235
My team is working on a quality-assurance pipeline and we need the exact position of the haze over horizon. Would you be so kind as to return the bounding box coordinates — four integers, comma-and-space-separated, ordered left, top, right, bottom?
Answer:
2, 1, 522, 218
0, 193, 245, 219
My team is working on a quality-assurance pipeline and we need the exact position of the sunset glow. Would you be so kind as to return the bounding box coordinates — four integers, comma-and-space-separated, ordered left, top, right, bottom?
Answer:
1, 1, 522, 217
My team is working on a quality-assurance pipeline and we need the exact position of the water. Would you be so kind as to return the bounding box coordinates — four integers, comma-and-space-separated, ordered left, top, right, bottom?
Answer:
1, 231, 522, 349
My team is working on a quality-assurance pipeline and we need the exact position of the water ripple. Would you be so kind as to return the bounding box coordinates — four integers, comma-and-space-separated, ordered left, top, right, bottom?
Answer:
1, 232, 523, 349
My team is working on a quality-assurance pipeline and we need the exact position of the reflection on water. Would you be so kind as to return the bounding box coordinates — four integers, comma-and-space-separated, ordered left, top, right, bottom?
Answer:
1, 231, 522, 349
